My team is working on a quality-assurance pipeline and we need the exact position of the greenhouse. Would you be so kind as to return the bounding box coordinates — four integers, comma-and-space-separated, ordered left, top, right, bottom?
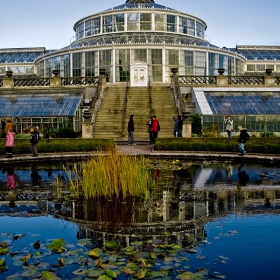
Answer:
0, 91, 84, 134
193, 88, 280, 133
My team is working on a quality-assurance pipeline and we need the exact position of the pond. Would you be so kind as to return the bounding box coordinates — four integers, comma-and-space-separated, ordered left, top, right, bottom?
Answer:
0, 159, 280, 279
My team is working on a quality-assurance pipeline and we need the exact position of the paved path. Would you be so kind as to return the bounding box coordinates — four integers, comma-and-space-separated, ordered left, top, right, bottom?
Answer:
0, 143, 279, 163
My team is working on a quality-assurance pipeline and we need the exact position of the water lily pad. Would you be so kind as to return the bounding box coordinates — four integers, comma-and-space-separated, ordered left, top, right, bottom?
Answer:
160, 265, 173, 270
0, 247, 9, 255
0, 264, 7, 273
98, 275, 112, 280
0, 257, 5, 266
104, 240, 120, 251
105, 269, 118, 278
6, 273, 22, 280
130, 241, 143, 246
47, 238, 66, 253
88, 269, 102, 277
77, 238, 92, 245
89, 248, 100, 258
42, 271, 61, 280
21, 269, 38, 278
136, 268, 147, 279
73, 268, 89, 276
123, 267, 136, 275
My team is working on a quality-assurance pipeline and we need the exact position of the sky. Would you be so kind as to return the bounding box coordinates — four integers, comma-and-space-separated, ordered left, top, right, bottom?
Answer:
0, 0, 279, 50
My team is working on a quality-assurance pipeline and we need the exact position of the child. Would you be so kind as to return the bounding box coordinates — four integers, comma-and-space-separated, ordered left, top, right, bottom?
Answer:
30, 127, 40, 157
6, 129, 15, 158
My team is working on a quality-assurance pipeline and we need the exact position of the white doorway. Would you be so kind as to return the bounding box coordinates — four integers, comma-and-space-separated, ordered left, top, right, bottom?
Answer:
130, 62, 148, 87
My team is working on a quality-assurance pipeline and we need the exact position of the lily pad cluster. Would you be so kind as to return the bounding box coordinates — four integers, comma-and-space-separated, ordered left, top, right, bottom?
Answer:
0, 229, 231, 280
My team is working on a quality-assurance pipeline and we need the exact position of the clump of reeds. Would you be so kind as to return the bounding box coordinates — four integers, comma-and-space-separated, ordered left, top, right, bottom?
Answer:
80, 149, 153, 199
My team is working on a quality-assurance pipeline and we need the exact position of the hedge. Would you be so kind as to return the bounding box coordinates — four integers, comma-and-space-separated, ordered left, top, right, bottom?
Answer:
0, 138, 115, 154
154, 138, 280, 154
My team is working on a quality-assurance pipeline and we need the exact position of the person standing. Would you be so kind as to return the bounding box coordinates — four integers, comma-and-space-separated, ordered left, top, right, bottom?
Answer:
1, 119, 6, 138
150, 115, 160, 144
5, 118, 13, 134
127, 114, 135, 146
6, 129, 15, 158
237, 125, 249, 156
224, 116, 233, 137
146, 116, 153, 144
30, 127, 41, 157
173, 115, 179, 137
177, 115, 183, 137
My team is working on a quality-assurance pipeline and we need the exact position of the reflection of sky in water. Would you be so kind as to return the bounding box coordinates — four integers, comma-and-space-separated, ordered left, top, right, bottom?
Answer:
188, 162, 280, 188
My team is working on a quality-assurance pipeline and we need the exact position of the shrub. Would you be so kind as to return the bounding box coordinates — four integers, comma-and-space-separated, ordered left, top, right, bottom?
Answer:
203, 124, 220, 137
57, 128, 76, 138
0, 138, 115, 154
190, 113, 202, 136
260, 131, 277, 138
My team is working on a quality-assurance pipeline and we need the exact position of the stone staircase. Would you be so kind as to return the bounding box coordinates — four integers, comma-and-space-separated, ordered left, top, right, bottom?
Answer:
92, 86, 125, 139
151, 86, 178, 138
124, 87, 151, 140
93, 84, 178, 140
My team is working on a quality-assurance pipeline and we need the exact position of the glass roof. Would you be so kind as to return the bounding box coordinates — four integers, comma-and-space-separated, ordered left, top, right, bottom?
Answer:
231, 47, 280, 61
0, 49, 53, 64
105, 0, 175, 12
67, 32, 209, 50
0, 93, 83, 117
205, 91, 280, 115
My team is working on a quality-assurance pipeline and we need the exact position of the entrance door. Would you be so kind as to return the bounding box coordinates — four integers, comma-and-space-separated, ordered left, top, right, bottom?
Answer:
130, 63, 148, 86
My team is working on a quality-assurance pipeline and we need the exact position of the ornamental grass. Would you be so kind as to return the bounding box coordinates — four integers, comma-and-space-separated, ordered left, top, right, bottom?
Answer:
69, 149, 154, 199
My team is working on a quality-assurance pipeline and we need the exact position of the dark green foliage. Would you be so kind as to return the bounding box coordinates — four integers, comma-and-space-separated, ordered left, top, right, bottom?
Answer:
43, 126, 59, 138
260, 131, 277, 138
203, 124, 220, 137
154, 138, 280, 154
0, 139, 115, 154
190, 113, 202, 136
57, 128, 76, 138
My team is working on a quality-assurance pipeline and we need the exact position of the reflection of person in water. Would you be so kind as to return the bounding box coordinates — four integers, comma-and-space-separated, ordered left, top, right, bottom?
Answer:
225, 163, 233, 179
31, 164, 42, 190
237, 163, 249, 189
7, 166, 16, 190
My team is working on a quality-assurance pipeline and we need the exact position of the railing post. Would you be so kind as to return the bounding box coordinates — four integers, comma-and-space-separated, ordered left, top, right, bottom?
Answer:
2, 78, 14, 88
2, 71, 14, 88
265, 75, 276, 87
99, 68, 107, 89
216, 75, 228, 87
50, 76, 62, 87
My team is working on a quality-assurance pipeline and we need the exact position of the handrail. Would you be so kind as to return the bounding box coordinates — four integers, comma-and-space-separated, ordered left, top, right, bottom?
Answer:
148, 76, 153, 116
90, 79, 102, 125
228, 76, 265, 85
61, 76, 99, 86
171, 74, 183, 116
120, 77, 129, 137
14, 77, 50, 87
178, 75, 216, 85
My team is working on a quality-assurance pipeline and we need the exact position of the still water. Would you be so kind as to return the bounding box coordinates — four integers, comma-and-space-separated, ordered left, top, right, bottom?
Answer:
0, 159, 280, 279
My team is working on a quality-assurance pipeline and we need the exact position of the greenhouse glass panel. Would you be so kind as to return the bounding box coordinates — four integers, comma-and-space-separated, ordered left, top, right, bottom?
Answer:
0, 94, 83, 118
204, 91, 280, 115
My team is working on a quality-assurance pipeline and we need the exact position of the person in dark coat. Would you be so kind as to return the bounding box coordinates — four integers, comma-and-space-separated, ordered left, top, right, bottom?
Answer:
237, 125, 249, 156
1, 119, 6, 138
173, 115, 179, 137
177, 115, 183, 137
30, 127, 41, 157
127, 114, 135, 146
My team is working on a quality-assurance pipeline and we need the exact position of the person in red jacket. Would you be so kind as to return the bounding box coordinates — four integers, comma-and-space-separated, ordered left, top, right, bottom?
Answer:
150, 115, 160, 144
